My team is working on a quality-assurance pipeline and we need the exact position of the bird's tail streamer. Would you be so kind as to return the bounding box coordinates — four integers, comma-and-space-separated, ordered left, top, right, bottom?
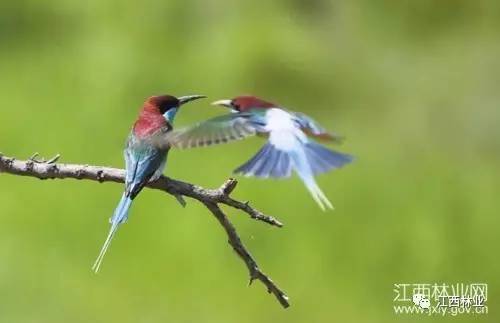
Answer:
299, 141, 353, 210
234, 141, 352, 211
290, 147, 334, 211
92, 194, 132, 273
298, 172, 333, 211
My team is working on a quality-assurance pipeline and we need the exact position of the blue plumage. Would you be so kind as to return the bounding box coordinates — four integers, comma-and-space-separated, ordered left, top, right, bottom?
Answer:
146, 95, 353, 211
304, 142, 353, 175
234, 143, 292, 178
111, 193, 133, 225
235, 141, 352, 179
92, 94, 206, 273
234, 137, 352, 210
92, 138, 168, 273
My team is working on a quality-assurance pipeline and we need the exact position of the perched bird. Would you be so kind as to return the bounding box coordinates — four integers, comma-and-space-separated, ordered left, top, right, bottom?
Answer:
168, 95, 353, 210
92, 94, 205, 272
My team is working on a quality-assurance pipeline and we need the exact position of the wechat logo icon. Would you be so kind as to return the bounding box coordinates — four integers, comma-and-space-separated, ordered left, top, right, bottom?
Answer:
413, 293, 431, 309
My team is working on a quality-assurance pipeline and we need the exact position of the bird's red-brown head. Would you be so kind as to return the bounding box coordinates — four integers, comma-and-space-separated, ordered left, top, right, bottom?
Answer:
134, 94, 205, 137
142, 95, 180, 115
142, 94, 206, 116
211, 95, 275, 112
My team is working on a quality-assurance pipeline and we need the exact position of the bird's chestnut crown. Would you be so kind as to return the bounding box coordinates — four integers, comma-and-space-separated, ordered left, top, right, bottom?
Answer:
147, 95, 180, 114
212, 95, 275, 112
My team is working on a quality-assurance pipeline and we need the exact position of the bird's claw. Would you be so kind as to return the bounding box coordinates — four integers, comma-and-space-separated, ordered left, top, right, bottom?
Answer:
46, 154, 61, 164
28, 152, 61, 164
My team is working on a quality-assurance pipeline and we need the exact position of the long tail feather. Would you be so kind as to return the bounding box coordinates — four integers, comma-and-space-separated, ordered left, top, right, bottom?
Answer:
92, 222, 119, 273
288, 146, 333, 210
92, 194, 132, 273
301, 175, 333, 211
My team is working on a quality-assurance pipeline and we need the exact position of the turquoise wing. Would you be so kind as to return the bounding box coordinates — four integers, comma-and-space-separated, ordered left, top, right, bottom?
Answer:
124, 133, 167, 198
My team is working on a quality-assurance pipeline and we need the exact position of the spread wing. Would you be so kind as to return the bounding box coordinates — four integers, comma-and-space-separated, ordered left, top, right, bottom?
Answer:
292, 112, 344, 142
164, 113, 262, 149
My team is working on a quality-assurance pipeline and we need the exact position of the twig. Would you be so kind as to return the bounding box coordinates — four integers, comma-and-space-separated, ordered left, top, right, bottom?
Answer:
0, 152, 289, 308
203, 201, 289, 308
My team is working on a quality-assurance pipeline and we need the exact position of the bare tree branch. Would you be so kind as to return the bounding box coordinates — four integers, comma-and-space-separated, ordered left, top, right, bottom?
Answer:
203, 202, 289, 308
0, 152, 290, 308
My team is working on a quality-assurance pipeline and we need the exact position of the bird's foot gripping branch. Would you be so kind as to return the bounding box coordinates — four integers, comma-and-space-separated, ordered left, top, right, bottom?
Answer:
0, 152, 290, 308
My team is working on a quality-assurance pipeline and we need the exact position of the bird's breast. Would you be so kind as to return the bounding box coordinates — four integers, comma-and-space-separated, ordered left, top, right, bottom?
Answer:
133, 115, 170, 138
264, 108, 306, 150
264, 108, 296, 132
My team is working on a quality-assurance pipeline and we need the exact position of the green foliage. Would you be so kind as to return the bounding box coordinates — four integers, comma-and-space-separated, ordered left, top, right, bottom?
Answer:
0, 1, 499, 322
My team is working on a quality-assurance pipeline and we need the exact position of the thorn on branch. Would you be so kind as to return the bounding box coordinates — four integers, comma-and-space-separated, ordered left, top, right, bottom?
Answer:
174, 194, 187, 207
248, 269, 259, 286
221, 178, 238, 196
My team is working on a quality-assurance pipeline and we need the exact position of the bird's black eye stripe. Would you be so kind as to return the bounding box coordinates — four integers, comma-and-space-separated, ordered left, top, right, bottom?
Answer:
158, 99, 179, 114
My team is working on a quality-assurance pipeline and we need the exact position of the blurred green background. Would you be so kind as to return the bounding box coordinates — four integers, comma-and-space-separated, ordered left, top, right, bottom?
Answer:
1, 1, 499, 322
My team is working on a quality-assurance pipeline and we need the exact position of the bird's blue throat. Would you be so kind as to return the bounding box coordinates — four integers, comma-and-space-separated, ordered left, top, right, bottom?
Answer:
163, 108, 178, 123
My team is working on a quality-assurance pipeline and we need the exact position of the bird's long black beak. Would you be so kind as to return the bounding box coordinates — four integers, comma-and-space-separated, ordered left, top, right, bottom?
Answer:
178, 95, 206, 105
211, 99, 233, 108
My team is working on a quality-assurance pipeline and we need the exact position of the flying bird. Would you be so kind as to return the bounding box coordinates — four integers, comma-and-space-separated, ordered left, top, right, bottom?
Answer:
92, 94, 205, 272
167, 95, 353, 210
